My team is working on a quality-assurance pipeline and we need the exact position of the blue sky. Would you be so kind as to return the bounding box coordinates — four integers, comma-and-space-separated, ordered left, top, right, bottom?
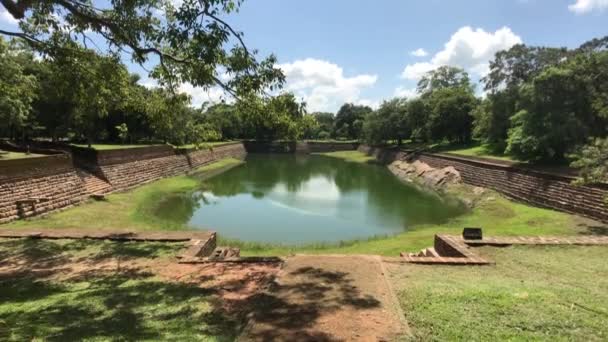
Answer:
1, 0, 607, 112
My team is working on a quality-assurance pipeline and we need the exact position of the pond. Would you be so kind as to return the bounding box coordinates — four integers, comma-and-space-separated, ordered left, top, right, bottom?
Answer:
154, 154, 466, 244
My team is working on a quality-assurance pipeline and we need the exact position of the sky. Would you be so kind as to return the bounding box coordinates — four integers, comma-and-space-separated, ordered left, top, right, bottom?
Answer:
1, 0, 607, 112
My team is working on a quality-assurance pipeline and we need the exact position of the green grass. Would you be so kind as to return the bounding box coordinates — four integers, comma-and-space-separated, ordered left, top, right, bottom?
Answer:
174, 141, 238, 149
0, 150, 46, 160
0, 238, 239, 340
396, 245, 608, 340
71, 144, 161, 150
437, 143, 517, 162
316, 150, 376, 163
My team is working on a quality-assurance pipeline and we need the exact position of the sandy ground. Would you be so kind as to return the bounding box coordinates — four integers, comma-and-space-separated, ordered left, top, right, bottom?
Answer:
240, 254, 408, 341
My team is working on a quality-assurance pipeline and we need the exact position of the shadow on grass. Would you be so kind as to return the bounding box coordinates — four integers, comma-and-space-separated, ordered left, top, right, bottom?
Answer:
0, 274, 236, 341
0, 239, 238, 341
579, 225, 608, 236
241, 266, 381, 341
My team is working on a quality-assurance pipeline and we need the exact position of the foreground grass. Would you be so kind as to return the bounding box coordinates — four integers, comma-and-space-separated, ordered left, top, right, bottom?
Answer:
0, 238, 238, 340
5, 158, 244, 231
394, 246, 608, 340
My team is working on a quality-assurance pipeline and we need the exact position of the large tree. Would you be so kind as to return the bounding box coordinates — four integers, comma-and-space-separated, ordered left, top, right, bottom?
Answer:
333, 103, 371, 140
0, 37, 37, 139
0, 0, 284, 96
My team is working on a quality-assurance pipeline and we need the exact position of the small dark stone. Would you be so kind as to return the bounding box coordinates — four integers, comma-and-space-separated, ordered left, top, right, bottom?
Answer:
463, 227, 483, 240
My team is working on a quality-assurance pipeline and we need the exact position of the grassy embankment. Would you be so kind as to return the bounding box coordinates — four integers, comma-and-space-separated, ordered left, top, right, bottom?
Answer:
4, 151, 600, 257
394, 245, 608, 340
71, 141, 234, 150
5, 158, 244, 231
0, 238, 241, 340
0, 150, 46, 160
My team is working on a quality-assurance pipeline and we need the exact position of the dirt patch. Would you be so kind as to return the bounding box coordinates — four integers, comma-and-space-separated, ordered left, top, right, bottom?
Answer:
240, 254, 407, 341
0, 238, 282, 323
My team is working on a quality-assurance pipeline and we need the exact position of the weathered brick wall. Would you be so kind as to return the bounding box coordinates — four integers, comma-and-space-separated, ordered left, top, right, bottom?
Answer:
306, 142, 359, 153
0, 155, 87, 224
99, 142, 247, 191
243, 141, 359, 154
359, 145, 608, 222
0, 154, 74, 181
0, 143, 248, 223
185, 143, 247, 168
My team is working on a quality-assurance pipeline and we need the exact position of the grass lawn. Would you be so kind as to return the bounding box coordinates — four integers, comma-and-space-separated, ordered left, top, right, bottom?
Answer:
0, 150, 46, 160
71, 144, 162, 150
0, 238, 241, 340
392, 245, 608, 340
438, 143, 517, 162
174, 141, 238, 149
315, 150, 376, 163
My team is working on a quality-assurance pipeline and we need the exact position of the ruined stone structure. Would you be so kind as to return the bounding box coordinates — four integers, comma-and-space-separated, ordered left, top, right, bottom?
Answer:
0, 154, 88, 224
0, 143, 247, 223
359, 145, 608, 223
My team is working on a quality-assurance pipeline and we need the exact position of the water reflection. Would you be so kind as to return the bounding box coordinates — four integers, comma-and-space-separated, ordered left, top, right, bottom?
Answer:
154, 154, 466, 244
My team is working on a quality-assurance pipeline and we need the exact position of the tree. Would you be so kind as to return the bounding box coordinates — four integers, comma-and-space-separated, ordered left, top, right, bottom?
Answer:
506, 67, 591, 161
0, 37, 37, 140
406, 98, 429, 142
311, 112, 334, 139
417, 67, 476, 143
362, 98, 408, 145
571, 138, 608, 186
426, 87, 477, 143
483, 44, 569, 93
0, 0, 284, 97
334, 103, 372, 140
237, 92, 306, 141
417, 66, 473, 95
204, 103, 242, 140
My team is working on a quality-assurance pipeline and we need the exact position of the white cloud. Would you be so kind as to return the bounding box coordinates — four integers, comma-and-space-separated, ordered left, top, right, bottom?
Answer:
138, 77, 229, 108
568, 0, 608, 13
394, 87, 419, 99
179, 83, 229, 108
278, 58, 378, 112
401, 26, 522, 80
0, 8, 18, 25
410, 48, 428, 57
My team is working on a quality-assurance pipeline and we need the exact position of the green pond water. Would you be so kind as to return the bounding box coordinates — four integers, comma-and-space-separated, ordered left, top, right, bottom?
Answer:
154, 154, 466, 244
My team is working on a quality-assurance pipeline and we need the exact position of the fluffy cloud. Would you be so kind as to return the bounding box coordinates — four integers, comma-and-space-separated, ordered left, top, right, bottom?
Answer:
394, 87, 419, 99
568, 0, 608, 13
0, 8, 18, 24
179, 83, 228, 108
410, 48, 428, 57
401, 26, 522, 80
278, 58, 378, 112
138, 77, 229, 108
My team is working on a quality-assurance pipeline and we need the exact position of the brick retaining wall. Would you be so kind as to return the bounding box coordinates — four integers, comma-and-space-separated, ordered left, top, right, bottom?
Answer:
97, 142, 247, 191
0, 153, 88, 224
359, 145, 608, 222
0, 143, 247, 223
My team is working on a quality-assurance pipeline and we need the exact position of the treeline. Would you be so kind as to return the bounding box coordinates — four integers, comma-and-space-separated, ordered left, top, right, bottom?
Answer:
0, 37, 315, 147
357, 37, 607, 183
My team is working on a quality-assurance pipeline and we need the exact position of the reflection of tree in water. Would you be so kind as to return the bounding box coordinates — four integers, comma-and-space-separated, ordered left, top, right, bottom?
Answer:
202, 154, 466, 227
156, 154, 467, 228
152, 191, 207, 225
